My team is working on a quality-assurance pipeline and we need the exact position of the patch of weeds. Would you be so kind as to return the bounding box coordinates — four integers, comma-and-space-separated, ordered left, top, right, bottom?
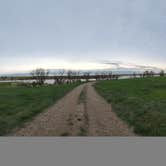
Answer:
60, 132, 70, 136
78, 88, 86, 104
78, 127, 87, 136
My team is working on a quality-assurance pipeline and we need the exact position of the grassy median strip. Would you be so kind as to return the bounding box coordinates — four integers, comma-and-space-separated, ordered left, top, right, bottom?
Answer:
0, 83, 80, 136
78, 87, 86, 104
95, 77, 166, 136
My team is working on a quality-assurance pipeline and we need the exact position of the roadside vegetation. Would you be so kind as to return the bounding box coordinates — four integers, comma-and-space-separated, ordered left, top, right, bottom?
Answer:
95, 77, 166, 136
0, 82, 80, 136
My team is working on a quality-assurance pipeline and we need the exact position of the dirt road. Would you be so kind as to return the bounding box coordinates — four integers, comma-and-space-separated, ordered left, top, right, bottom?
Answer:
13, 82, 134, 136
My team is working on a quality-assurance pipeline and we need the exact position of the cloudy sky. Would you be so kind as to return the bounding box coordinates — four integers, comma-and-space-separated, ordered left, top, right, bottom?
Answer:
0, 0, 166, 73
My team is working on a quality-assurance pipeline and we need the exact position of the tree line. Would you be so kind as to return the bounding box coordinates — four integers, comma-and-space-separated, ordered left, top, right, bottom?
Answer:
29, 68, 166, 85
0, 68, 165, 86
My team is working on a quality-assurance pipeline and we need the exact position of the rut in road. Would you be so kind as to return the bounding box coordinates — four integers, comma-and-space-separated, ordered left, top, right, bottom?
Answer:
86, 83, 134, 136
13, 83, 134, 136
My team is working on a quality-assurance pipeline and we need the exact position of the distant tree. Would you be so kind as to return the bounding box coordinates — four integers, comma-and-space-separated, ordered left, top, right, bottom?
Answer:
139, 73, 143, 78
133, 72, 136, 78
0, 76, 7, 80
66, 70, 81, 83
66, 70, 73, 84
159, 70, 165, 77
149, 71, 154, 77
83, 71, 91, 82
143, 70, 149, 77
59, 69, 65, 76
100, 71, 107, 80
75, 70, 81, 82
59, 69, 65, 84
54, 69, 66, 84
107, 71, 112, 80
31, 68, 49, 85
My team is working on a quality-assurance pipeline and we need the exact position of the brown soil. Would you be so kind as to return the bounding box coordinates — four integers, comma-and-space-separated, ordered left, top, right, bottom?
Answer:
13, 82, 134, 136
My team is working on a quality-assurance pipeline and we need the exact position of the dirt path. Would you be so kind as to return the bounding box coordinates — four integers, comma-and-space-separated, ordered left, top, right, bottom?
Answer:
13, 82, 134, 136
86, 83, 134, 136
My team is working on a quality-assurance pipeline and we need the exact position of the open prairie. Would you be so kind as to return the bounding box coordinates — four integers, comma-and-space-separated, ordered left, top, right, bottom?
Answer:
95, 77, 166, 136
1, 77, 166, 136
0, 83, 79, 135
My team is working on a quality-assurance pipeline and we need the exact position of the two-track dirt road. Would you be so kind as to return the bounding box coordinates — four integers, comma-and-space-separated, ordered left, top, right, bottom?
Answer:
13, 82, 134, 136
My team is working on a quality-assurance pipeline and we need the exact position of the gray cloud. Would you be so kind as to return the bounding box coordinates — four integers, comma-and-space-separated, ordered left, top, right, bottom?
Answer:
101, 60, 163, 71
0, 0, 166, 72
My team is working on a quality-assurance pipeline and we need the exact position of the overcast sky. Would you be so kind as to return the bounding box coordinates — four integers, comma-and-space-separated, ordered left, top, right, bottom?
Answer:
0, 0, 166, 73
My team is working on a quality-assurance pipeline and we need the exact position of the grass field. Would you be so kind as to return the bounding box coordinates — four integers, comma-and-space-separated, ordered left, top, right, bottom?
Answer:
95, 77, 166, 136
0, 83, 79, 135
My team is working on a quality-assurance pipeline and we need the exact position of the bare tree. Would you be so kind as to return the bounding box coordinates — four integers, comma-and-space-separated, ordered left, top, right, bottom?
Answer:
59, 69, 66, 84
108, 71, 112, 80
59, 69, 65, 76
31, 68, 49, 85
54, 69, 66, 84
66, 70, 73, 84
83, 71, 91, 82
75, 70, 81, 82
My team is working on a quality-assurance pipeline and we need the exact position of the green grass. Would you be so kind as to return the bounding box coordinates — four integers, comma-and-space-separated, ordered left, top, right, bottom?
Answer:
94, 77, 166, 136
0, 83, 80, 136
